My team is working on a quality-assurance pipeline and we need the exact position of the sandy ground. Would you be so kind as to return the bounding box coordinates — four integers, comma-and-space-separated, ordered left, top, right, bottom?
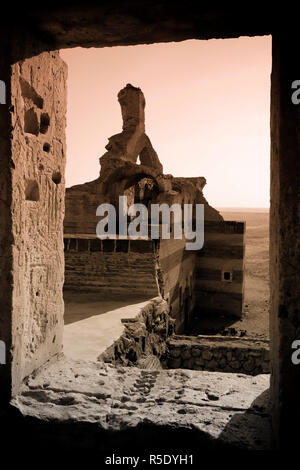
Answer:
63, 293, 154, 360
188, 209, 269, 340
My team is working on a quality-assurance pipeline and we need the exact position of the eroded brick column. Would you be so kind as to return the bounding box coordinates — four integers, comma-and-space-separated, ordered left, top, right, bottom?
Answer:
270, 33, 300, 447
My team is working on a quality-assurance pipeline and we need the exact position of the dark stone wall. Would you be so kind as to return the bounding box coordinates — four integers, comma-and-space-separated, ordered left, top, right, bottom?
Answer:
3, 3, 274, 51
270, 33, 300, 448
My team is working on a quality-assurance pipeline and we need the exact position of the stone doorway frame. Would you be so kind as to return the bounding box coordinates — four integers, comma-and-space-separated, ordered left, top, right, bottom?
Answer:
0, 9, 299, 447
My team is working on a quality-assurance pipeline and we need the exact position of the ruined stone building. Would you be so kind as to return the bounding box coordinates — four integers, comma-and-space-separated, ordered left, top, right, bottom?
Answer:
64, 84, 245, 333
0, 3, 299, 452
62, 85, 270, 383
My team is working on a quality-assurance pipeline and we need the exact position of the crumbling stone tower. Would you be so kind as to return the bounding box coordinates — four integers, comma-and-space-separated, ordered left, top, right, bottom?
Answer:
100, 84, 163, 179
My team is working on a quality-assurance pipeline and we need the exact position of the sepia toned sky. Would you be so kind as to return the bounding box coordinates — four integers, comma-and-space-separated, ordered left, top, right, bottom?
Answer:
61, 36, 271, 208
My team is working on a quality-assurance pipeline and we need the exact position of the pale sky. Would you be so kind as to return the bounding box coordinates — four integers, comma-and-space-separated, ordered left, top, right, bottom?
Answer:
61, 36, 271, 208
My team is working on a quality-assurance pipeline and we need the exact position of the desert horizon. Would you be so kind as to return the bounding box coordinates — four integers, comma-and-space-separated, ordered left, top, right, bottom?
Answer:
217, 207, 269, 212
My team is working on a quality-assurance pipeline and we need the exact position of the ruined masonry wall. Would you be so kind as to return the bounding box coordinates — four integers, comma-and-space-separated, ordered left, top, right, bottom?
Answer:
10, 52, 67, 394
99, 298, 174, 367
64, 179, 105, 234
156, 238, 197, 333
64, 238, 158, 297
167, 336, 270, 375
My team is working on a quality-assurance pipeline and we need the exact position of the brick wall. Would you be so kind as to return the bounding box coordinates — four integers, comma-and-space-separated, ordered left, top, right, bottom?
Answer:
64, 237, 158, 298
155, 238, 197, 333
64, 219, 245, 331
195, 221, 245, 318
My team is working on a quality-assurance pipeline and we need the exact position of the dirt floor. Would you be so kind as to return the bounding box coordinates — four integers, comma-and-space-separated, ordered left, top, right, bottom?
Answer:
188, 209, 270, 340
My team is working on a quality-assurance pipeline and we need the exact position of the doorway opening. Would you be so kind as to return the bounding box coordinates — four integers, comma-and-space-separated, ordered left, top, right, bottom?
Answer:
60, 36, 271, 373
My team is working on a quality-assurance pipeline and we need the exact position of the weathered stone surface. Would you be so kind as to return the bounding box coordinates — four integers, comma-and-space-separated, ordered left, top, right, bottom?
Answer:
0, 48, 67, 400
10, 358, 271, 450
7, 4, 274, 51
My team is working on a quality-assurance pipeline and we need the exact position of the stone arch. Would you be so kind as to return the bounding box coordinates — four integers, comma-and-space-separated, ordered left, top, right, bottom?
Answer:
102, 164, 166, 202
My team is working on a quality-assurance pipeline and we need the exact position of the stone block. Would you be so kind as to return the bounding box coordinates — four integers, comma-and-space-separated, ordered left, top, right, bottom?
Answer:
194, 357, 204, 366
243, 359, 255, 372
191, 347, 201, 357
168, 358, 182, 368
203, 350, 213, 361
182, 359, 193, 369
226, 351, 232, 362
206, 360, 218, 370
182, 348, 191, 360
169, 348, 181, 358
231, 361, 241, 370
